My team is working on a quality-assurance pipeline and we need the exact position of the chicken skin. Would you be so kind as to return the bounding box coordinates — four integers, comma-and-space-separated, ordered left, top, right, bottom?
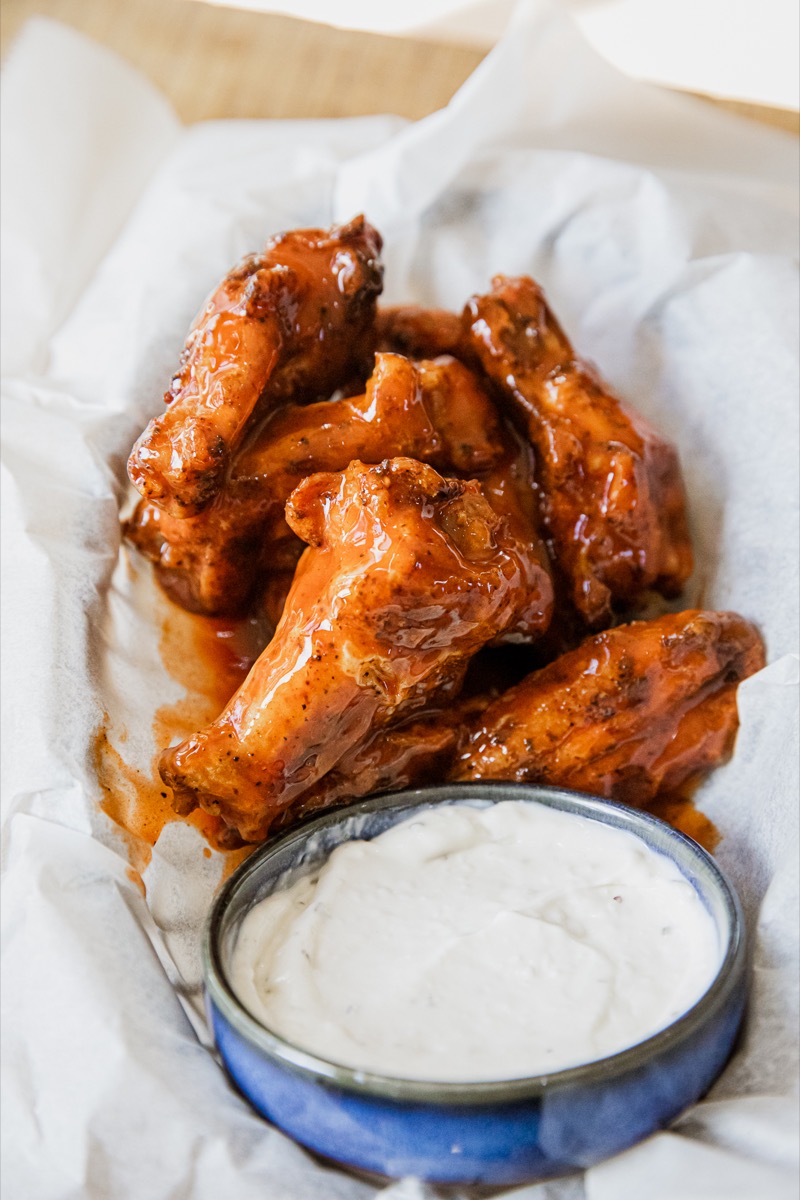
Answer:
463, 276, 693, 626
240, 412, 556, 645
125, 352, 509, 615
478, 423, 554, 644
375, 305, 466, 361
268, 705, 475, 836
161, 458, 550, 844
128, 216, 383, 517
451, 610, 765, 804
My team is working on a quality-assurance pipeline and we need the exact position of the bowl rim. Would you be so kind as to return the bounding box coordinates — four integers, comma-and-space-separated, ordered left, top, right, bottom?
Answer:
203, 782, 746, 1105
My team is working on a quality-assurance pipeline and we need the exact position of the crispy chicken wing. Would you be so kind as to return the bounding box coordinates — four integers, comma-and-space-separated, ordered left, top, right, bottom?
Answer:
125, 352, 508, 615
463, 276, 693, 626
451, 610, 765, 804
128, 216, 383, 517
161, 457, 548, 843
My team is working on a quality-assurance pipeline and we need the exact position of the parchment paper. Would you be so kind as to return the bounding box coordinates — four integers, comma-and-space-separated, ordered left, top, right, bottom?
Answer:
2, 6, 798, 1198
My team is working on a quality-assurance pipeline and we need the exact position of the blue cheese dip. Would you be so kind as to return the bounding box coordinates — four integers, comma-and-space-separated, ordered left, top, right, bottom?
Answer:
229, 801, 721, 1082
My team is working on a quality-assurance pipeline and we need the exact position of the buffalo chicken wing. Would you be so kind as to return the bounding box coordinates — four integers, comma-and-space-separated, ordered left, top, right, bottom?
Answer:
125, 352, 512, 615
161, 458, 551, 843
375, 305, 466, 361
268, 705, 479, 835
463, 276, 693, 626
451, 610, 764, 804
128, 216, 383, 517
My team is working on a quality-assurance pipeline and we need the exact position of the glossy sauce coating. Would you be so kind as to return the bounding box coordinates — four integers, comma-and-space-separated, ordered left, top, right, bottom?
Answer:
270, 694, 490, 834
125, 352, 507, 615
451, 610, 765, 804
128, 216, 383, 516
374, 304, 466, 361
463, 276, 693, 626
478, 422, 554, 644
161, 457, 548, 844
270, 713, 460, 833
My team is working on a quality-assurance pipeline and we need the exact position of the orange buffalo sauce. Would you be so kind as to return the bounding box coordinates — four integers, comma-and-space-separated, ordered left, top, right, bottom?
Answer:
95, 593, 271, 876
95, 724, 167, 874
646, 787, 720, 853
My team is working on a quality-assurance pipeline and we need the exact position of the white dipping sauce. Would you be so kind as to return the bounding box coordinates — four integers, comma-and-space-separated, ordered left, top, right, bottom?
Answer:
230, 801, 721, 1082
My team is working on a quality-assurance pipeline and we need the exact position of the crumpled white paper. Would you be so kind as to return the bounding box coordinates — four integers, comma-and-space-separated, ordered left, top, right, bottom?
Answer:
1, 5, 798, 1198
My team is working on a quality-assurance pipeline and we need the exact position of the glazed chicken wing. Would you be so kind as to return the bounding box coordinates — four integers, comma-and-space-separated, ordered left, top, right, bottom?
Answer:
125, 352, 509, 615
269, 705, 476, 835
463, 276, 693, 626
451, 610, 765, 804
161, 457, 548, 844
128, 216, 383, 517
246, 411, 556, 644
375, 305, 466, 361
478, 423, 554, 644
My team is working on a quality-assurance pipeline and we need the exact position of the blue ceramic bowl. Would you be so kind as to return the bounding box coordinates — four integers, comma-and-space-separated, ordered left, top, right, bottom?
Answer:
203, 783, 746, 1187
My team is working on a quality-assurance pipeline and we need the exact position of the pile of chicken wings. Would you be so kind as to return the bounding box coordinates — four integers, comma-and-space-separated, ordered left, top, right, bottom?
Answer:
125, 217, 764, 847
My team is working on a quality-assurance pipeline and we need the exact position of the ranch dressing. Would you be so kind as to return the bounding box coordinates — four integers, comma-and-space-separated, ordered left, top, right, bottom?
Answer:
230, 801, 721, 1081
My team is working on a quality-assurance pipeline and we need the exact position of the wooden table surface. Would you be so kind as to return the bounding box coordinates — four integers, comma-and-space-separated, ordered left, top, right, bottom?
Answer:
3, 0, 799, 134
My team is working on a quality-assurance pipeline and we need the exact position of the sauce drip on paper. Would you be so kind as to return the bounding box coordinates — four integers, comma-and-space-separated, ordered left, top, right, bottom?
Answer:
647, 784, 719, 852
95, 595, 269, 877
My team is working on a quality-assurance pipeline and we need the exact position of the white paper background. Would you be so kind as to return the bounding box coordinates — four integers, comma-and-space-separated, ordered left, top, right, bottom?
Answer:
1, 5, 798, 1198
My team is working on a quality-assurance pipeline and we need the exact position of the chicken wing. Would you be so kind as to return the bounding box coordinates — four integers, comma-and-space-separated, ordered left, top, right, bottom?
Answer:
375, 305, 466, 360
268, 706, 472, 836
161, 457, 548, 843
451, 609, 765, 805
125, 352, 508, 615
250, 406, 556, 647
463, 276, 693, 626
128, 216, 383, 517
479, 423, 554, 644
